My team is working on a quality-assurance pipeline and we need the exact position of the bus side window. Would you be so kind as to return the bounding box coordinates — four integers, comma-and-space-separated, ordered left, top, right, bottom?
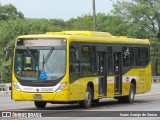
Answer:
123, 47, 133, 66
134, 47, 140, 66
81, 45, 92, 76
140, 47, 149, 66
70, 46, 80, 74
69, 46, 80, 83
107, 46, 113, 75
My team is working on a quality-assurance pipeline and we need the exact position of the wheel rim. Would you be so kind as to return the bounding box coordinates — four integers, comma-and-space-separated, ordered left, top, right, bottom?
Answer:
86, 91, 92, 105
130, 86, 134, 100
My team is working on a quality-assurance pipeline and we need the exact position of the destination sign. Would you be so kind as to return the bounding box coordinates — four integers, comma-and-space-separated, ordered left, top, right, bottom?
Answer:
17, 38, 66, 47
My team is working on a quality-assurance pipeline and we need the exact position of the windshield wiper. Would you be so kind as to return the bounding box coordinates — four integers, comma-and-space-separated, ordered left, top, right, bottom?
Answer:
42, 47, 54, 66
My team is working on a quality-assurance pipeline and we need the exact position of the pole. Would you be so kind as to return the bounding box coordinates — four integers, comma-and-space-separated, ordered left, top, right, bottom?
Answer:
92, 0, 96, 31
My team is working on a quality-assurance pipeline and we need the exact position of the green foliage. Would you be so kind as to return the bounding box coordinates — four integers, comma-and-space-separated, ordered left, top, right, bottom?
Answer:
66, 13, 93, 30
66, 13, 128, 36
111, 0, 157, 38
0, 18, 65, 48
0, 3, 24, 20
2, 1, 160, 82
111, 0, 160, 75
96, 13, 129, 36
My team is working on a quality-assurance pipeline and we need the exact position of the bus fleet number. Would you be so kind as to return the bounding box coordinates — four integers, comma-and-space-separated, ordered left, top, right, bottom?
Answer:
41, 88, 53, 92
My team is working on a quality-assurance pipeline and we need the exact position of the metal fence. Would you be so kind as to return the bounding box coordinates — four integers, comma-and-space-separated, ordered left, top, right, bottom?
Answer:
0, 83, 11, 94
152, 76, 160, 83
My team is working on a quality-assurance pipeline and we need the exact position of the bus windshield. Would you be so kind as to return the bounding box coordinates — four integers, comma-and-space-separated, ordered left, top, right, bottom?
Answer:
14, 38, 66, 81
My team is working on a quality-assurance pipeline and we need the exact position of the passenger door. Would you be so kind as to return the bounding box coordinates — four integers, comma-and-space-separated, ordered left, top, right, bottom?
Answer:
97, 52, 107, 96
114, 52, 122, 95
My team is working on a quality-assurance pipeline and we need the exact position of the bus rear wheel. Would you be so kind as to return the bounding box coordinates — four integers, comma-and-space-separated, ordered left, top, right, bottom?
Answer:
34, 101, 47, 109
117, 83, 135, 103
79, 86, 92, 108
125, 83, 135, 103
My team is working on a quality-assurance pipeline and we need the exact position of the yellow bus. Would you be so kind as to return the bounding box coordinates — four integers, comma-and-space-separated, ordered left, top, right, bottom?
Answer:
9, 31, 151, 108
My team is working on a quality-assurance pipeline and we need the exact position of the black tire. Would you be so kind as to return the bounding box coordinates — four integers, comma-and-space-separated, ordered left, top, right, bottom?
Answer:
117, 96, 125, 103
92, 99, 99, 104
79, 86, 92, 108
117, 83, 135, 103
124, 83, 135, 103
34, 101, 47, 109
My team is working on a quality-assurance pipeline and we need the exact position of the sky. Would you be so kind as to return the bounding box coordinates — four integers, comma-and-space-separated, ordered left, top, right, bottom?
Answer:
0, 0, 113, 21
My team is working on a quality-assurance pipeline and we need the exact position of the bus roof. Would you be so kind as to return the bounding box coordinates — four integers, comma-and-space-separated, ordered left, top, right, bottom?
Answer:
46, 31, 112, 37
17, 31, 150, 45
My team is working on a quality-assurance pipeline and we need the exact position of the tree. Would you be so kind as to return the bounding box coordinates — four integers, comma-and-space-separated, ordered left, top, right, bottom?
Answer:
111, 0, 160, 75
0, 3, 24, 20
96, 13, 129, 36
66, 14, 93, 30
66, 13, 129, 36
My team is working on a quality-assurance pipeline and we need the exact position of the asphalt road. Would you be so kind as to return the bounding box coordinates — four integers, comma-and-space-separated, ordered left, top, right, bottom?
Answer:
0, 84, 160, 120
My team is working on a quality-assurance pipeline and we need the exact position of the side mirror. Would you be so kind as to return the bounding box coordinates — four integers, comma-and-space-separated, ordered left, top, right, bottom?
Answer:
5, 49, 10, 61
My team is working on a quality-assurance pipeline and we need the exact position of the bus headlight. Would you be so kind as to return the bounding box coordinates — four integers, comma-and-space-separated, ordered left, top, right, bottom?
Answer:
55, 82, 66, 92
13, 82, 21, 91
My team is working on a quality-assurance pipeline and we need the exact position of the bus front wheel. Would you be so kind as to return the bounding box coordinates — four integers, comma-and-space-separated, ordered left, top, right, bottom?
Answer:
79, 86, 92, 108
34, 101, 47, 109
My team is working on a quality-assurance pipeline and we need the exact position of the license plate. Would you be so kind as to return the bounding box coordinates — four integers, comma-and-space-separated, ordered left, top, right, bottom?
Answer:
33, 94, 42, 100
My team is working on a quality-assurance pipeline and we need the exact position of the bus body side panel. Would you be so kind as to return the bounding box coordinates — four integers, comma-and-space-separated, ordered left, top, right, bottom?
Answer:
79, 77, 115, 100
69, 79, 82, 101
122, 68, 142, 96
70, 76, 116, 101
121, 63, 151, 96
69, 76, 116, 101
69, 77, 100, 101
144, 63, 152, 93
107, 76, 115, 98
